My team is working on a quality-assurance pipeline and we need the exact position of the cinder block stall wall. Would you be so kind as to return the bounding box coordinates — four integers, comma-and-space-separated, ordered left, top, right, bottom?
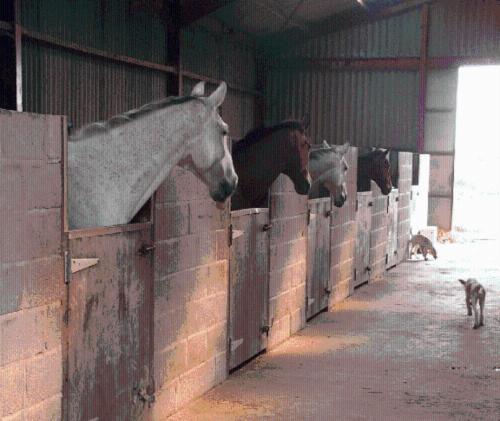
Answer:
267, 176, 308, 348
396, 152, 413, 262
329, 147, 358, 305
369, 183, 389, 281
152, 168, 230, 418
0, 111, 65, 420
152, 21, 257, 417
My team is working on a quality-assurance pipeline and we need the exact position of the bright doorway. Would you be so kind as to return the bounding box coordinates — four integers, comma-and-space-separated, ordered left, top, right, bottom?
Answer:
453, 65, 500, 240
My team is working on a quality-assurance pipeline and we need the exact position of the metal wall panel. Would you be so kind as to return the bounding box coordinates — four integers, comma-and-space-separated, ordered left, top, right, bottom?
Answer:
281, 8, 421, 59
21, 0, 166, 63
181, 23, 256, 91
266, 67, 419, 150
22, 39, 167, 129
428, 0, 500, 58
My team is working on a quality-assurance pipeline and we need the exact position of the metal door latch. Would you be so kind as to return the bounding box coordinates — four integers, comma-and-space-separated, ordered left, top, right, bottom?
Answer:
261, 325, 271, 334
324, 286, 332, 295
138, 244, 155, 256
365, 266, 372, 273
325, 210, 332, 218
262, 223, 272, 232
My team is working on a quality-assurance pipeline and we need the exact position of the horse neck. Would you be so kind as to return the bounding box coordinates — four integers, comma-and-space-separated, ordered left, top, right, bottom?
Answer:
69, 102, 198, 227
234, 130, 289, 199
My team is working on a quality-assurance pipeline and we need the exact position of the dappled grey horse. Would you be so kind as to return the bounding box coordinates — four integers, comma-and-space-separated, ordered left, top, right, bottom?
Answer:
309, 141, 350, 207
68, 81, 237, 229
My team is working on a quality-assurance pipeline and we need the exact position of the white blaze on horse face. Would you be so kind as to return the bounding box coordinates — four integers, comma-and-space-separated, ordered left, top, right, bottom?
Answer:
186, 82, 238, 203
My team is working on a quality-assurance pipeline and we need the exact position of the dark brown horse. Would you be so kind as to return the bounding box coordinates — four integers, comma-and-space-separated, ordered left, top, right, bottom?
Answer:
357, 148, 392, 195
231, 120, 312, 210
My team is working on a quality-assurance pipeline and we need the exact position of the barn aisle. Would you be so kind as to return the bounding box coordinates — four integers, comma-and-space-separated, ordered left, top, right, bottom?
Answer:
167, 240, 500, 420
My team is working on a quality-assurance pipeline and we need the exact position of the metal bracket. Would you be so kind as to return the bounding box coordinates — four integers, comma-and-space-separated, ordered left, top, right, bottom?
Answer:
71, 258, 99, 274
324, 286, 332, 295
138, 244, 155, 256
262, 223, 272, 232
230, 337, 244, 353
261, 325, 270, 335
324, 210, 332, 218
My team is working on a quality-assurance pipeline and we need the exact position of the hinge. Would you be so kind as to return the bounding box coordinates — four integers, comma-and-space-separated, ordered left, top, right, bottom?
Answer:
354, 269, 357, 281
355, 199, 359, 212
385, 254, 388, 264
307, 208, 311, 225
410, 190, 413, 200
387, 196, 390, 212
228, 224, 233, 247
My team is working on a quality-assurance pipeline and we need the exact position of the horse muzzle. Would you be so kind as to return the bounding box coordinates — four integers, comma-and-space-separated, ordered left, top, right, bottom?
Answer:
333, 190, 347, 208
294, 171, 312, 195
211, 177, 238, 203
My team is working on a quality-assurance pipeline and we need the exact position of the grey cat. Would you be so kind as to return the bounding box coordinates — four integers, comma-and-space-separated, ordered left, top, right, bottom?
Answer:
408, 234, 437, 260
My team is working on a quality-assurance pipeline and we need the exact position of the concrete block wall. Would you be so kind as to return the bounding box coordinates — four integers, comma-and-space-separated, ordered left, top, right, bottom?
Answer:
329, 147, 358, 305
268, 175, 308, 349
0, 111, 64, 420
152, 167, 230, 419
396, 152, 413, 263
369, 183, 389, 281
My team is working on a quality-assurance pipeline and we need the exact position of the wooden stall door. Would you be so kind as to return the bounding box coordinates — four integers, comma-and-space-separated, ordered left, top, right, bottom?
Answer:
306, 198, 332, 319
386, 189, 399, 269
65, 226, 154, 421
229, 209, 270, 370
354, 192, 372, 290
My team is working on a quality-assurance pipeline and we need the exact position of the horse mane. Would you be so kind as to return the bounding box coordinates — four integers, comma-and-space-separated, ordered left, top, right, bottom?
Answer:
233, 120, 305, 153
70, 95, 197, 141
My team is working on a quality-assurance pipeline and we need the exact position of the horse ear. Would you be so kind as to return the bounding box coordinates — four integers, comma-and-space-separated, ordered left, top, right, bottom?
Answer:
208, 81, 227, 108
191, 81, 205, 97
458, 279, 466, 286
322, 140, 330, 148
302, 114, 310, 130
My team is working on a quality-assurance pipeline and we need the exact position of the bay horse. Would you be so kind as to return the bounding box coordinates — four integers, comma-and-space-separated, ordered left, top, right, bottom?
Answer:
68, 81, 238, 229
230, 120, 312, 210
357, 148, 392, 195
309, 141, 350, 207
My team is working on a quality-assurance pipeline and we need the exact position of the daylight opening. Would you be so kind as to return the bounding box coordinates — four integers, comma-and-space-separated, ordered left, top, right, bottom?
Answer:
453, 65, 500, 241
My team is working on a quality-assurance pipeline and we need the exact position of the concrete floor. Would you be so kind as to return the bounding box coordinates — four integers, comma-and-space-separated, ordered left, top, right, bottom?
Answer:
168, 240, 500, 420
